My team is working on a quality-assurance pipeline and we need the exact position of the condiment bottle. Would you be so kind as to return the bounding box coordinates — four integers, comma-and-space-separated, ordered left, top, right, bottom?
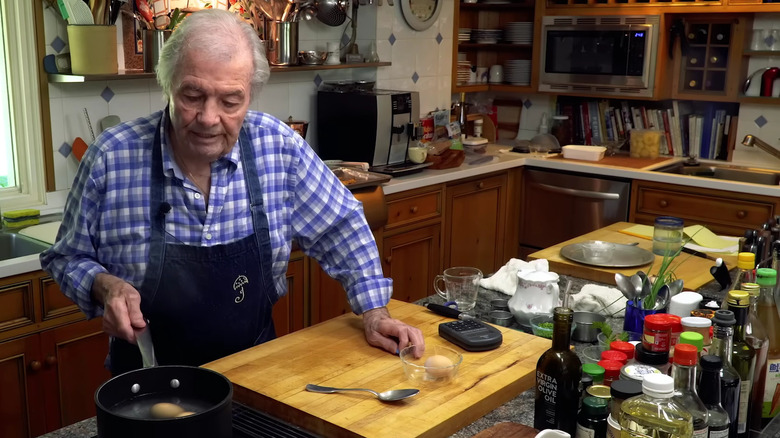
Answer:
609, 379, 642, 420
619, 374, 693, 437
728, 252, 757, 300
682, 316, 712, 353
711, 309, 742, 438
583, 363, 605, 385
620, 363, 662, 382
668, 314, 683, 361
726, 290, 756, 438
609, 341, 635, 364
643, 314, 672, 353
671, 343, 709, 437
534, 307, 582, 435
699, 355, 731, 438
634, 343, 671, 375
747, 272, 772, 432
597, 360, 622, 387
601, 350, 627, 366
576, 396, 608, 438
756, 267, 780, 429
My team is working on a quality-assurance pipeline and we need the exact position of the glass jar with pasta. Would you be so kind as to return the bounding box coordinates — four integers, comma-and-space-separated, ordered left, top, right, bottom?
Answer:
629, 130, 665, 159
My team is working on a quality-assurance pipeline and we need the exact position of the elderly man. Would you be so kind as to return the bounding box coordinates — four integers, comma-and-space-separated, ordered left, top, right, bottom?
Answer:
41, 8, 424, 375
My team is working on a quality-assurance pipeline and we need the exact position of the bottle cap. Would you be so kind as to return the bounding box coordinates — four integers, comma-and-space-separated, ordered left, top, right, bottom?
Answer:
641, 373, 674, 397
598, 359, 623, 377
700, 354, 722, 372
741, 283, 760, 297
583, 363, 606, 380
757, 268, 777, 287
610, 341, 635, 360
712, 309, 735, 327
586, 384, 612, 399
666, 314, 682, 333
582, 396, 609, 415
681, 316, 711, 328
610, 379, 643, 399
679, 331, 704, 351
737, 252, 756, 270
727, 290, 750, 307
620, 364, 662, 381
673, 343, 698, 365
601, 350, 628, 365
643, 314, 672, 331
635, 343, 669, 365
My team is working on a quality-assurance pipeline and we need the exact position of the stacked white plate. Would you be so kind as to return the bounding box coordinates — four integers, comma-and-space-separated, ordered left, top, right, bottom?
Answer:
505, 22, 533, 45
457, 60, 472, 84
458, 28, 471, 42
504, 59, 531, 85
471, 29, 503, 44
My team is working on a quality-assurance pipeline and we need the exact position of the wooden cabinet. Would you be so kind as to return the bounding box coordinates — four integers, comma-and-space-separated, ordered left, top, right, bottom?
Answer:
444, 172, 510, 275
630, 179, 780, 235
273, 251, 306, 336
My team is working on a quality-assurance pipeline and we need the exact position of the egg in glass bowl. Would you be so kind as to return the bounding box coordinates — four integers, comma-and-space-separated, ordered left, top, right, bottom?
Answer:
400, 344, 462, 385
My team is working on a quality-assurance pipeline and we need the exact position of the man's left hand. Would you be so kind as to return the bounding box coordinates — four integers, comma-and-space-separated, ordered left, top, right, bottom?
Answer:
362, 307, 425, 358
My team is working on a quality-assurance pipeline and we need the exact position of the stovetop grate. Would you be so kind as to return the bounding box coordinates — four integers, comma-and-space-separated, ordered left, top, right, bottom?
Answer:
232, 402, 321, 438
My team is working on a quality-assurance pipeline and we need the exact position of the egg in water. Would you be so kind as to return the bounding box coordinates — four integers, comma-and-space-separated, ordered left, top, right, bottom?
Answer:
150, 402, 185, 419
424, 354, 454, 379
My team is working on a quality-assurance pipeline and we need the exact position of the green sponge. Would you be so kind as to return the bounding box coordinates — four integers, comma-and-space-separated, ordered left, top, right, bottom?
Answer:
3, 209, 40, 228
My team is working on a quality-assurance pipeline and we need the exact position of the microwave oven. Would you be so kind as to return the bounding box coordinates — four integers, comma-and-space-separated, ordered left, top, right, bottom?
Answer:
539, 15, 660, 98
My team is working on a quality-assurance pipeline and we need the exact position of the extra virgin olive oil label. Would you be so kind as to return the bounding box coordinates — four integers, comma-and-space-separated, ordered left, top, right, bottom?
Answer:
536, 370, 558, 421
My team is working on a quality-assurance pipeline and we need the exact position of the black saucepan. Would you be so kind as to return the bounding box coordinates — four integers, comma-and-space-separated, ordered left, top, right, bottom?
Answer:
95, 365, 233, 438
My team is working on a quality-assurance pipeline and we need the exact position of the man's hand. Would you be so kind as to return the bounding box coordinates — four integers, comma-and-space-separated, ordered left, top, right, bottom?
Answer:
362, 307, 425, 358
92, 273, 146, 344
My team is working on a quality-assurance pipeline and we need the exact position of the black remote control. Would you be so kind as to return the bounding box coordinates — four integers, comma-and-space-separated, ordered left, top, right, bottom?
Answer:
438, 319, 503, 352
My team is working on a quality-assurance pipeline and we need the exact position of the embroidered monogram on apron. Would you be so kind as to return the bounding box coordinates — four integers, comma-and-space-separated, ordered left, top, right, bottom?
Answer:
108, 116, 278, 375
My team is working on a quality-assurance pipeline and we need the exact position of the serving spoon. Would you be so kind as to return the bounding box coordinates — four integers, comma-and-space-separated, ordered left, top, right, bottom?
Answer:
305, 384, 419, 402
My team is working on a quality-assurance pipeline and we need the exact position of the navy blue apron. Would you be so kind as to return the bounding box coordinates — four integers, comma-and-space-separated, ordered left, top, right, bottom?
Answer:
108, 117, 277, 375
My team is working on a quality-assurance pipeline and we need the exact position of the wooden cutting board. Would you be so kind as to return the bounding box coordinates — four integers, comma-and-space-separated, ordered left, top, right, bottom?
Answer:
204, 299, 549, 438
528, 222, 737, 291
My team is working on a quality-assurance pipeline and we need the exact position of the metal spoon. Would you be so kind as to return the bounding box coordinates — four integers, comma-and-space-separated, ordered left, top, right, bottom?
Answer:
668, 279, 684, 298
654, 284, 671, 310
305, 384, 419, 402
615, 273, 636, 302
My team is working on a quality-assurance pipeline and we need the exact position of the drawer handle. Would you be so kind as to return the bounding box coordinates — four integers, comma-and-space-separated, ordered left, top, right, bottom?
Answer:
30, 360, 42, 372
45, 355, 57, 366
409, 206, 418, 214
385, 256, 392, 264
477, 182, 484, 189
737, 210, 747, 219
659, 200, 669, 208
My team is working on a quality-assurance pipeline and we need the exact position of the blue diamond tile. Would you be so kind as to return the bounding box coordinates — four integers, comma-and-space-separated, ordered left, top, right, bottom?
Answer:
765, 35, 776, 47
755, 115, 768, 128
51, 36, 66, 53
412, 72, 419, 83
58, 142, 72, 158
101, 86, 114, 102
523, 99, 533, 109
389, 34, 396, 46
436, 33, 443, 44
313, 74, 322, 87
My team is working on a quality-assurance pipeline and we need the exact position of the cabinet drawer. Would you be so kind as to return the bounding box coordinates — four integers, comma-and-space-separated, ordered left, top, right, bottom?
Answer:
40, 277, 80, 321
0, 279, 35, 334
386, 190, 442, 229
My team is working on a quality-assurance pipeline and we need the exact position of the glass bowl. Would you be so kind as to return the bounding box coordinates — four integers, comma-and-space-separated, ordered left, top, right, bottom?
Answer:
530, 314, 576, 339
399, 344, 462, 384
581, 345, 603, 364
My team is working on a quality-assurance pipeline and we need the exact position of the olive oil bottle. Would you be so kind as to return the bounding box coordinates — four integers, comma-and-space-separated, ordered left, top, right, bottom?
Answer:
619, 373, 693, 438
727, 290, 756, 438
534, 307, 582, 435
711, 309, 741, 438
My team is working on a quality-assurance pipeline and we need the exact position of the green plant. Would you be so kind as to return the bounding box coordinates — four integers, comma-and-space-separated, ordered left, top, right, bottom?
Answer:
593, 321, 628, 344
641, 226, 704, 310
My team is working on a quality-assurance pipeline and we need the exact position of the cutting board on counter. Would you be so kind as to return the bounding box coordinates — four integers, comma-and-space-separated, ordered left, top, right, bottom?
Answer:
528, 221, 737, 291
204, 299, 549, 438
18, 221, 61, 245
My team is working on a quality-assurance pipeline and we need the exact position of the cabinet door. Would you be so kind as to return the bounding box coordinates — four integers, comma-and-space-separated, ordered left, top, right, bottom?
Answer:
382, 224, 441, 303
0, 336, 44, 438
308, 260, 351, 325
273, 255, 306, 336
38, 318, 110, 432
444, 173, 508, 275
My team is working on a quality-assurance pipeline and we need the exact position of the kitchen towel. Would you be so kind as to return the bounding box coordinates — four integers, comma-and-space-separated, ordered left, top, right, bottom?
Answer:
570, 284, 627, 317
479, 258, 549, 296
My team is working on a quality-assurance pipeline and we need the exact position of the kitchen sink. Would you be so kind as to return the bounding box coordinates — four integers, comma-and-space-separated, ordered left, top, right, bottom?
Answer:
652, 162, 780, 186
0, 232, 50, 261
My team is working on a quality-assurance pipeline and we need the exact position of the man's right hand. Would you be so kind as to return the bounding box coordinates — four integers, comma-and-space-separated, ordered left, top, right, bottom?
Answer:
92, 273, 146, 344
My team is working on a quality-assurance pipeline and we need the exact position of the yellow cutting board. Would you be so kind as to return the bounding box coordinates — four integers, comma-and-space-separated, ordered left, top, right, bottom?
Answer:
528, 222, 738, 291
204, 299, 549, 438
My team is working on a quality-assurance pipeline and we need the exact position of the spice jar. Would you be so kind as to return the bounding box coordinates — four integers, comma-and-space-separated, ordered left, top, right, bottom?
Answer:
681, 316, 711, 351
643, 314, 672, 353
583, 363, 606, 385
610, 341, 635, 362
598, 360, 623, 386
602, 350, 628, 366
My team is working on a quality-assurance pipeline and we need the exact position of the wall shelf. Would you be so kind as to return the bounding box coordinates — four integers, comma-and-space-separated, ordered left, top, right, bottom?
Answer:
738, 95, 780, 104
48, 62, 392, 83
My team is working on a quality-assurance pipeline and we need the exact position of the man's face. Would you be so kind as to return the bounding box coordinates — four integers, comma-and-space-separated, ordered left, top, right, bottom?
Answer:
168, 48, 253, 161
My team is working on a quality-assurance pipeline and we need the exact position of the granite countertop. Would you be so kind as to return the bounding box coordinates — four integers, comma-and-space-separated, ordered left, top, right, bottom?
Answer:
39, 274, 728, 438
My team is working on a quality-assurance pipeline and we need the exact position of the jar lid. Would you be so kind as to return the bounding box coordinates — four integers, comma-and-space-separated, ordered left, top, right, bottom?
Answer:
620, 364, 662, 381
642, 374, 674, 397
700, 354, 722, 372
737, 252, 756, 270
666, 314, 682, 332
713, 309, 736, 327
681, 316, 711, 328
598, 359, 623, 376
679, 331, 704, 351
582, 396, 609, 415
727, 290, 750, 307
610, 341, 635, 359
741, 283, 760, 296
757, 268, 777, 286
610, 379, 643, 399
673, 343, 698, 366
635, 343, 669, 365
601, 350, 628, 365
644, 314, 672, 331
586, 384, 612, 399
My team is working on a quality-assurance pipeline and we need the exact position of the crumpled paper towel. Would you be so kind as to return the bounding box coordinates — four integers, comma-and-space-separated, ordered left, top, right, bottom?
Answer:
479, 258, 549, 296
569, 284, 627, 317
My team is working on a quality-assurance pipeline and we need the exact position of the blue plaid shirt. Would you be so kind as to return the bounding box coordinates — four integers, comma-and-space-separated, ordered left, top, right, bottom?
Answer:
41, 110, 391, 319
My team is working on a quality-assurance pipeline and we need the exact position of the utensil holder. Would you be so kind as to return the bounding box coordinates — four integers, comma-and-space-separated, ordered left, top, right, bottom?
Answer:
623, 300, 660, 340
264, 20, 298, 66
142, 30, 173, 73
67, 25, 118, 75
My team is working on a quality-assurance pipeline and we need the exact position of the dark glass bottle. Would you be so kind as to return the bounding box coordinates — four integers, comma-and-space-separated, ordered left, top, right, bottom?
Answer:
576, 396, 608, 438
727, 290, 756, 438
534, 307, 582, 435
711, 309, 741, 438
699, 355, 731, 438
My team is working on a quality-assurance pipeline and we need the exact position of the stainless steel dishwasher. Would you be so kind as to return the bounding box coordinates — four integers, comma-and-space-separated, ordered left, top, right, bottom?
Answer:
519, 168, 631, 258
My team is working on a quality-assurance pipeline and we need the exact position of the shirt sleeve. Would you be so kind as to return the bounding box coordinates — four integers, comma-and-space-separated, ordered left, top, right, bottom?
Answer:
289, 139, 392, 315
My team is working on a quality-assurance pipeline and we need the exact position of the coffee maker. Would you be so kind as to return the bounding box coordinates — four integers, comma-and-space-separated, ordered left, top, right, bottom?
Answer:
317, 87, 426, 174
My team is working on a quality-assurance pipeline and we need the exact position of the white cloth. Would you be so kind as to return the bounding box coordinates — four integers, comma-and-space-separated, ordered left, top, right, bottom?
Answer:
479, 258, 549, 296
569, 284, 627, 317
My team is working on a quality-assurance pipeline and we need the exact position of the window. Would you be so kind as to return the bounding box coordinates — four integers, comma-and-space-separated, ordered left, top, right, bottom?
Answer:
0, 1, 47, 210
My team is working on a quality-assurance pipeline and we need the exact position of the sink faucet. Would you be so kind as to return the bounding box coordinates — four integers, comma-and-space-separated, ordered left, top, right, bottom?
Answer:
742, 135, 780, 161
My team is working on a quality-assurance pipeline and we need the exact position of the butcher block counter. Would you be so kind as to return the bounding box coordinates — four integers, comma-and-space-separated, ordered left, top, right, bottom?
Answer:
529, 221, 738, 292
203, 299, 549, 438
